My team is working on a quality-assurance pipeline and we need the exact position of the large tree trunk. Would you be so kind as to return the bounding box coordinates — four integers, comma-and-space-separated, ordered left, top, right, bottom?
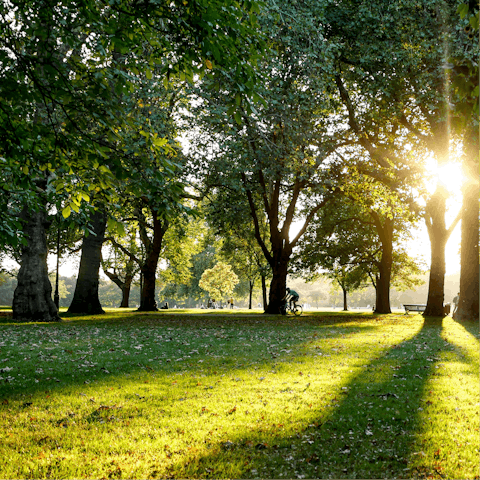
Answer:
454, 135, 479, 321
13, 207, 61, 322
265, 256, 289, 314
375, 260, 392, 314
68, 209, 107, 314
138, 212, 168, 312
372, 214, 393, 314
423, 186, 448, 317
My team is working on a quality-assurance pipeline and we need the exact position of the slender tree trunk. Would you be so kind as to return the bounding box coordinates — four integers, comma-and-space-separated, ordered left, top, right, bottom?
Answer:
261, 275, 267, 310
13, 207, 61, 322
342, 287, 348, 311
455, 136, 479, 321
139, 264, 158, 311
68, 209, 107, 314
248, 280, 254, 309
423, 187, 448, 317
103, 269, 134, 308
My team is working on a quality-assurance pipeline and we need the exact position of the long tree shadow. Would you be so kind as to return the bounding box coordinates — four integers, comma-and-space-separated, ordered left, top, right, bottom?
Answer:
0, 314, 378, 401
168, 317, 465, 479
5, 313, 464, 479
0, 314, 388, 480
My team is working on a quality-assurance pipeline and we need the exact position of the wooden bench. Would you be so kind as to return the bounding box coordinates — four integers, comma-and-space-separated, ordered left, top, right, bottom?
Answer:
403, 304, 426, 314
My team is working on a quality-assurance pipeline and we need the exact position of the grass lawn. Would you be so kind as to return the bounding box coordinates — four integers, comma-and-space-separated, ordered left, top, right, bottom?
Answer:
0, 309, 478, 479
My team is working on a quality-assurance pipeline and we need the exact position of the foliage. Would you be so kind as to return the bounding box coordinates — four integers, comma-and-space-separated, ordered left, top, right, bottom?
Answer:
188, 0, 350, 311
0, 0, 264, 245
199, 262, 239, 301
158, 221, 221, 304
158, 214, 205, 292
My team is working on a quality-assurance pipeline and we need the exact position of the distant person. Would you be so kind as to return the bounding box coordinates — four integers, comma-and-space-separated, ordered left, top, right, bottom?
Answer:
285, 287, 300, 309
452, 292, 460, 316
229, 297, 234, 309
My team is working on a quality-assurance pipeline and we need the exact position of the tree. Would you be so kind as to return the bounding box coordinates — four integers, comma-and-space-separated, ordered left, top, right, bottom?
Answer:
293, 185, 423, 313
199, 262, 239, 303
325, 0, 478, 317
204, 191, 271, 309
102, 223, 140, 308
455, 125, 479, 321
324, 265, 368, 311
68, 207, 107, 314
190, 0, 346, 313
1, 0, 264, 320
12, 177, 60, 322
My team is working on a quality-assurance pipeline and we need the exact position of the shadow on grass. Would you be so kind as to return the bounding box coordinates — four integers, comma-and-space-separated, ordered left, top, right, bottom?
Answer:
0, 313, 384, 402
165, 317, 461, 479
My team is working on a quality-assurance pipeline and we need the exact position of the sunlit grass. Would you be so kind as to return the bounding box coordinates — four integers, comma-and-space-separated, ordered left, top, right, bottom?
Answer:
0, 310, 478, 479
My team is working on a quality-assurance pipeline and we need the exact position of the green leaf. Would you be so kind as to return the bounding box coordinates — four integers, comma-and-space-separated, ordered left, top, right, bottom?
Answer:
457, 4, 469, 18
153, 137, 168, 147
234, 111, 242, 124
62, 206, 71, 219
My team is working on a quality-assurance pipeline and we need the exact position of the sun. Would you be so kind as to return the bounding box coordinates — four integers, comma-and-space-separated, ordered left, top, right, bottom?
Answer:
436, 162, 465, 190
423, 157, 465, 197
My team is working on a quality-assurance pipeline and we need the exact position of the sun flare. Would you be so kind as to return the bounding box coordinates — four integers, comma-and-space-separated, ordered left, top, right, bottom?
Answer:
424, 158, 465, 196
436, 162, 465, 190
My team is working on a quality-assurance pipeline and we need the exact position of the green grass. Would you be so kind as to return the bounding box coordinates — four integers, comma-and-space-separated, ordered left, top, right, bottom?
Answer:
0, 309, 478, 479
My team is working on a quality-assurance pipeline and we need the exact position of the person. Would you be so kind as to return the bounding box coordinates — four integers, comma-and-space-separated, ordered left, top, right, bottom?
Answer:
452, 292, 460, 315
285, 287, 300, 310
229, 297, 234, 309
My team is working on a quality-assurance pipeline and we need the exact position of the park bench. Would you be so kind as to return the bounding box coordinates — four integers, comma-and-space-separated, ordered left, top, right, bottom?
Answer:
403, 304, 426, 314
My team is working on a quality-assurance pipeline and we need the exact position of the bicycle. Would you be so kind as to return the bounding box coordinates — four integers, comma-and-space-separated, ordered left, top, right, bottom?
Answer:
280, 300, 303, 316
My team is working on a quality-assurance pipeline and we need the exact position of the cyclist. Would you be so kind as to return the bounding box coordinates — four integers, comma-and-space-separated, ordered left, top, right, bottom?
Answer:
285, 287, 300, 310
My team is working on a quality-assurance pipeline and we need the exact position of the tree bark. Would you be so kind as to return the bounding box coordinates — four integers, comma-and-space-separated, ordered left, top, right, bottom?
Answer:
138, 212, 168, 311
265, 254, 289, 314
68, 208, 107, 314
454, 134, 479, 321
103, 268, 134, 308
342, 287, 348, 311
371, 213, 393, 314
248, 280, 254, 309
423, 186, 449, 317
375, 259, 392, 314
13, 207, 61, 322
261, 274, 267, 310
119, 279, 132, 308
